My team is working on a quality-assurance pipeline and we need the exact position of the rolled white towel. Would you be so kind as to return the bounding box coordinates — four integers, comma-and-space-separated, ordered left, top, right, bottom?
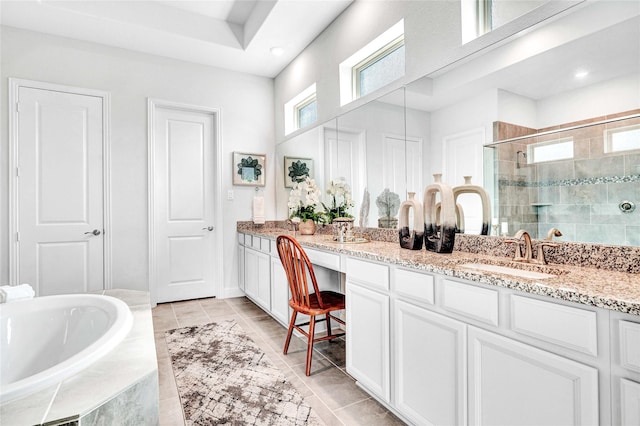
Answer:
0, 284, 35, 303
253, 195, 265, 225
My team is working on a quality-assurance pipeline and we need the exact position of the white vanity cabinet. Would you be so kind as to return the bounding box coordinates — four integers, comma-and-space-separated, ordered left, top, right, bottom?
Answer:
237, 234, 245, 292
393, 299, 466, 426
610, 314, 640, 426
346, 257, 391, 403
467, 327, 599, 426
243, 236, 271, 311
270, 256, 290, 326
236, 232, 637, 426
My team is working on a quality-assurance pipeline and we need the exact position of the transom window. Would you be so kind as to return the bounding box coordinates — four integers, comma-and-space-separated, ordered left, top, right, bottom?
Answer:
339, 20, 405, 105
527, 137, 574, 163
605, 124, 640, 153
284, 83, 317, 135
295, 94, 317, 130
354, 36, 405, 98
462, 0, 549, 43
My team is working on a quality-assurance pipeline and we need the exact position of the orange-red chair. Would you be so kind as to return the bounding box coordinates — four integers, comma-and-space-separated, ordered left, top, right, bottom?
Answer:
276, 235, 346, 376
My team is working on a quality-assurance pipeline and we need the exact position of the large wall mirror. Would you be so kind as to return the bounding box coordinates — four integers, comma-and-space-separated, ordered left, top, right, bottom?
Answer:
276, 1, 639, 246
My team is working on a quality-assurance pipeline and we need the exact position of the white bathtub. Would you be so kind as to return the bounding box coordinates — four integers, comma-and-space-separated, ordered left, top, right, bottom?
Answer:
0, 294, 133, 403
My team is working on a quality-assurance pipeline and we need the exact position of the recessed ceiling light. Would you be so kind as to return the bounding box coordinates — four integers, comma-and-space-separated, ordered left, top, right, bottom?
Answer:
575, 70, 589, 79
270, 47, 284, 57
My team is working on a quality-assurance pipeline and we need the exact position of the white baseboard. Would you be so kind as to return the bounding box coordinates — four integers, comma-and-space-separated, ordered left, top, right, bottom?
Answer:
221, 287, 245, 299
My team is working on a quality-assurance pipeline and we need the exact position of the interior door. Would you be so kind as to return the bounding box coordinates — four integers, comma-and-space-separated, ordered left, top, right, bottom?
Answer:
17, 86, 104, 296
444, 128, 485, 234
383, 135, 423, 199
324, 128, 366, 224
153, 106, 216, 303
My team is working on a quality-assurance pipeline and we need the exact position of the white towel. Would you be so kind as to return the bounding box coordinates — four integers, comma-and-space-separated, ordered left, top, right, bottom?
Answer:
253, 195, 265, 224
0, 283, 35, 303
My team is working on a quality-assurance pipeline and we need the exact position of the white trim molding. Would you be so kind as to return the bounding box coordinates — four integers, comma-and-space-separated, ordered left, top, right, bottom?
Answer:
147, 98, 224, 306
8, 78, 113, 288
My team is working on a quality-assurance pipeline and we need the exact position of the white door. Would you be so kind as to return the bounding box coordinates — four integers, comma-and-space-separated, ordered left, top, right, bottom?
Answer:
444, 128, 485, 234
153, 106, 217, 303
325, 128, 366, 224
16, 85, 105, 296
383, 135, 423, 199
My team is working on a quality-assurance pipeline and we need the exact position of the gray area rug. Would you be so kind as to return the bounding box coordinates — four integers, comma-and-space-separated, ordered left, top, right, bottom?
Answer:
165, 320, 324, 425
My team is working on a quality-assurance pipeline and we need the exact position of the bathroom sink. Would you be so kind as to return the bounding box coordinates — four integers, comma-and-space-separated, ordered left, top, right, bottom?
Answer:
325, 237, 370, 244
460, 263, 557, 280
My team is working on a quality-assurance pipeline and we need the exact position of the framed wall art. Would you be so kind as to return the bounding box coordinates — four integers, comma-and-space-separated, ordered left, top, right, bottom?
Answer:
233, 152, 266, 186
284, 156, 314, 188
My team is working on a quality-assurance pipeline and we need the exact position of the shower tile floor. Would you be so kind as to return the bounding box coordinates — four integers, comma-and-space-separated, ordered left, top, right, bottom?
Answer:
152, 296, 405, 426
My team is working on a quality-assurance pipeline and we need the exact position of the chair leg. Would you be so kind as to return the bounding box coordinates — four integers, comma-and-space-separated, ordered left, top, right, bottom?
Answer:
305, 315, 316, 376
284, 310, 298, 355
326, 313, 332, 337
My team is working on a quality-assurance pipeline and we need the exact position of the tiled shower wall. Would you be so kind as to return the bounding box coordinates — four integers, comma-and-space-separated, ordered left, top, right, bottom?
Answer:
491, 110, 640, 246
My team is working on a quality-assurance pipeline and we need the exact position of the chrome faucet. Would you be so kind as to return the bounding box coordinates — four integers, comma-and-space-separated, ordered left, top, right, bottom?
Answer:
508, 230, 533, 262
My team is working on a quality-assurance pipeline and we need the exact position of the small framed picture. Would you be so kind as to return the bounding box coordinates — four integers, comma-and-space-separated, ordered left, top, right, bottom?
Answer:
284, 156, 314, 188
233, 152, 266, 186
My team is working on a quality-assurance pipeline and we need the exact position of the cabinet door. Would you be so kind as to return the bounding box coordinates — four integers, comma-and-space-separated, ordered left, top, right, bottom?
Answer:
244, 248, 270, 310
346, 281, 390, 402
394, 300, 466, 425
237, 244, 245, 291
468, 327, 599, 426
244, 248, 258, 299
621, 378, 640, 426
270, 256, 290, 326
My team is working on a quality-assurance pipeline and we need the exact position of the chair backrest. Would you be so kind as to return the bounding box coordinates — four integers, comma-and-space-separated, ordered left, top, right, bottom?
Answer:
275, 235, 324, 309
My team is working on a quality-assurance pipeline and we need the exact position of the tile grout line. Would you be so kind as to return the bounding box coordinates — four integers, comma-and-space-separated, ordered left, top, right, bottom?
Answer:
165, 303, 187, 425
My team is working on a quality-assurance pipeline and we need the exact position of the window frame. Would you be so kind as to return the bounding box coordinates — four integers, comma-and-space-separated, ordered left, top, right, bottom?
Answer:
527, 137, 574, 164
352, 35, 405, 99
294, 93, 317, 131
604, 124, 640, 154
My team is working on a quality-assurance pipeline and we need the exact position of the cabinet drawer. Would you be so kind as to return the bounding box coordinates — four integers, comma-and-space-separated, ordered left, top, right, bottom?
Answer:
441, 279, 498, 326
620, 321, 640, 372
261, 237, 271, 253
251, 235, 261, 249
347, 257, 389, 291
305, 248, 340, 271
237, 233, 245, 245
394, 268, 435, 305
511, 295, 598, 356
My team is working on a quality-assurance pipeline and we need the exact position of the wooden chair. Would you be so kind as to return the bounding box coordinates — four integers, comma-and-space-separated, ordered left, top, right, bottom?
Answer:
276, 235, 346, 376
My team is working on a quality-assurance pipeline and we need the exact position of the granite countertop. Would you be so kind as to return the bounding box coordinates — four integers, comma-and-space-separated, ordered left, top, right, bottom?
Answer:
239, 228, 640, 316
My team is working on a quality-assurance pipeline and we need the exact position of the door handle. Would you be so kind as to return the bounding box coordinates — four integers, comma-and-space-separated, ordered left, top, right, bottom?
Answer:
202, 226, 214, 231
84, 229, 101, 236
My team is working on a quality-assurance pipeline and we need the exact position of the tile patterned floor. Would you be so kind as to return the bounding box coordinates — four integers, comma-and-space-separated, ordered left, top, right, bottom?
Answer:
152, 296, 406, 425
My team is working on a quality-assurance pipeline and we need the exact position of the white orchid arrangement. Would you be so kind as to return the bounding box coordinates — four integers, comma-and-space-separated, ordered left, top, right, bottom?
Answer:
288, 176, 323, 223
323, 178, 354, 222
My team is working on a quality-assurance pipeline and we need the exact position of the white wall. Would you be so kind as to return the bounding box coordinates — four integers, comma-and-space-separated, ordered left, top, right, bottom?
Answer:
0, 26, 275, 296
274, 0, 461, 142
430, 89, 498, 182
536, 73, 640, 128
273, 1, 580, 143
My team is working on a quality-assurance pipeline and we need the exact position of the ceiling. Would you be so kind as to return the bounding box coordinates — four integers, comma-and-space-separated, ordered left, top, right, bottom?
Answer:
401, 12, 640, 113
0, 0, 353, 78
